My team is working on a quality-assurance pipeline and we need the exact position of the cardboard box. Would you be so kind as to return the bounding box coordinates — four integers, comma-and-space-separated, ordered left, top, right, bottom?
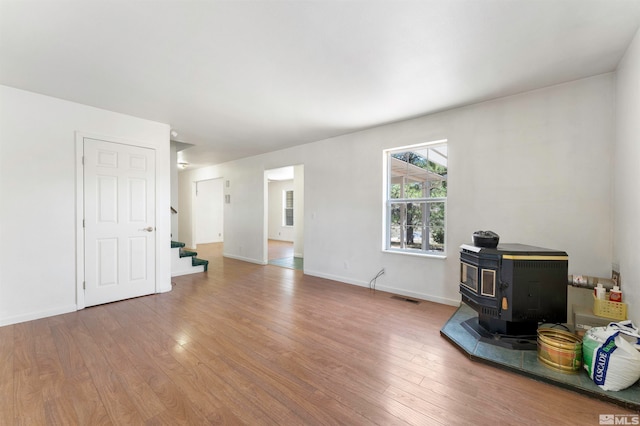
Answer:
568, 285, 595, 310
573, 304, 617, 334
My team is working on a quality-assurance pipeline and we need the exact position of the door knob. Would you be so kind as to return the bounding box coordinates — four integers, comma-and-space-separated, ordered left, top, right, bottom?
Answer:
140, 226, 154, 232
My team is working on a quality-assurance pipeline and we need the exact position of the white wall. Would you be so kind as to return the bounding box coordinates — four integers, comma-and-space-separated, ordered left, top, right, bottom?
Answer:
179, 159, 268, 264
170, 141, 179, 240
179, 74, 615, 306
293, 164, 305, 258
0, 85, 171, 326
195, 178, 224, 244
268, 180, 295, 242
614, 28, 640, 324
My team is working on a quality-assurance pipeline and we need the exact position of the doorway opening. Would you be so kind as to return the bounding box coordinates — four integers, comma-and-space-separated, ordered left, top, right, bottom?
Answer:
264, 165, 304, 270
188, 177, 225, 265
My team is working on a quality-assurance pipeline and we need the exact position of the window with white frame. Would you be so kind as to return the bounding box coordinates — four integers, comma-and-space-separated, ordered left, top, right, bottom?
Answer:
283, 190, 294, 226
385, 141, 447, 255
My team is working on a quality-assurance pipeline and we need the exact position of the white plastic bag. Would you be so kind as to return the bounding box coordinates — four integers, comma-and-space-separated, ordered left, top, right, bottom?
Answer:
607, 320, 640, 350
583, 322, 640, 391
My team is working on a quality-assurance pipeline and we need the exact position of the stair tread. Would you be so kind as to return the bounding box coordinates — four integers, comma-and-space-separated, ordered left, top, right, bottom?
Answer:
192, 257, 209, 272
180, 250, 198, 258
171, 241, 185, 248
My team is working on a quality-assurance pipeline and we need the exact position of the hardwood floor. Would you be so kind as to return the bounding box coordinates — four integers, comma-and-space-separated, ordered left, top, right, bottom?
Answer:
192, 240, 293, 262
267, 239, 294, 260
190, 242, 225, 263
2, 255, 636, 425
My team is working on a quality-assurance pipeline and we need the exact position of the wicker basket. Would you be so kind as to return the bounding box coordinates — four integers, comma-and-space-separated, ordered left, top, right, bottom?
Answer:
593, 295, 627, 320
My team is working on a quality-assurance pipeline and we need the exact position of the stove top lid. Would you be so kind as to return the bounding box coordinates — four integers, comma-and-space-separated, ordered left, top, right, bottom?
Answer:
460, 243, 567, 256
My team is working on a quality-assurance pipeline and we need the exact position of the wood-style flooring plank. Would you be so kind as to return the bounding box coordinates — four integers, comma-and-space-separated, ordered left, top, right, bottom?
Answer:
2, 243, 637, 424
62, 370, 113, 426
14, 368, 46, 425
43, 396, 81, 425
0, 324, 14, 425
72, 319, 146, 425
108, 326, 214, 425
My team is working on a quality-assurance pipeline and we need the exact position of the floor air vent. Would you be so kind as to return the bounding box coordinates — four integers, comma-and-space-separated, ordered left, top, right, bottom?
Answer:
390, 295, 420, 304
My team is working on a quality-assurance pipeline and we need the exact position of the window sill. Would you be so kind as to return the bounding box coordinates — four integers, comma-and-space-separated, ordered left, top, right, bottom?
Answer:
383, 249, 447, 260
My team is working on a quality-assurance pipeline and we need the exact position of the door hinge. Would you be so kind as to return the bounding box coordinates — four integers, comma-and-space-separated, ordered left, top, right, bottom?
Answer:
83, 219, 85, 228
83, 281, 86, 290
82, 156, 84, 165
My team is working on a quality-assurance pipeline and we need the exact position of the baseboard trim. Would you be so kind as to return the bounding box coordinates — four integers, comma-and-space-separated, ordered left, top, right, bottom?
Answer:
304, 269, 460, 307
157, 284, 173, 293
374, 284, 461, 307
223, 253, 268, 265
0, 304, 78, 327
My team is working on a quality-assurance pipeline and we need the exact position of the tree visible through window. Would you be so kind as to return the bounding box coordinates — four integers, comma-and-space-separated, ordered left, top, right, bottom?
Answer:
385, 141, 447, 254
283, 190, 294, 226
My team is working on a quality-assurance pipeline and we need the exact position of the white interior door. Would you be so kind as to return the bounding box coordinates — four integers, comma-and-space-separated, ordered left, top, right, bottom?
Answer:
84, 138, 156, 307
195, 178, 224, 244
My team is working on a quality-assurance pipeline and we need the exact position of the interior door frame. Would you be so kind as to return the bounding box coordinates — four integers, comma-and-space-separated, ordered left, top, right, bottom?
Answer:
262, 164, 304, 265
75, 131, 160, 310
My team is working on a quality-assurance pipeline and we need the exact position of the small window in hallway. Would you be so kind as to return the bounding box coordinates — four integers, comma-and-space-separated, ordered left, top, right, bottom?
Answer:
283, 190, 294, 226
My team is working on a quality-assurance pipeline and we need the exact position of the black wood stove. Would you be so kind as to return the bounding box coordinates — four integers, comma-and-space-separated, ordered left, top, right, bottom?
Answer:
459, 243, 568, 350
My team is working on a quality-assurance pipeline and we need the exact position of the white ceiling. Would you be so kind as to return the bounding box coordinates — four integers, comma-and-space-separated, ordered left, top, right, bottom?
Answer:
266, 166, 294, 181
2, 1, 639, 169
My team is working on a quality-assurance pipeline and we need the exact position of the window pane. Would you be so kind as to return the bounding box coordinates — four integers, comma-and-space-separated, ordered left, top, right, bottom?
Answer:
428, 202, 445, 251
428, 202, 445, 226
405, 182, 425, 199
427, 147, 447, 167
406, 225, 422, 249
429, 180, 447, 197
389, 203, 402, 248
390, 182, 402, 199
428, 226, 445, 252
427, 146, 448, 197
406, 202, 422, 226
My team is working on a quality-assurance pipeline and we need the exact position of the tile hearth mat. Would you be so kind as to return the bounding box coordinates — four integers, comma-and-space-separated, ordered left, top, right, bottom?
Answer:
440, 303, 640, 411
268, 256, 303, 270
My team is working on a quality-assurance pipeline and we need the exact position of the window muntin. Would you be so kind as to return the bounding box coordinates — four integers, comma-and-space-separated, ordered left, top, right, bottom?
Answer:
386, 142, 447, 254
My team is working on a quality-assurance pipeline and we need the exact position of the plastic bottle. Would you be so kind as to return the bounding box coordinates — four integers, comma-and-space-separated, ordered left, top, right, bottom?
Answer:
594, 283, 604, 298
610, 285, 622, 303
